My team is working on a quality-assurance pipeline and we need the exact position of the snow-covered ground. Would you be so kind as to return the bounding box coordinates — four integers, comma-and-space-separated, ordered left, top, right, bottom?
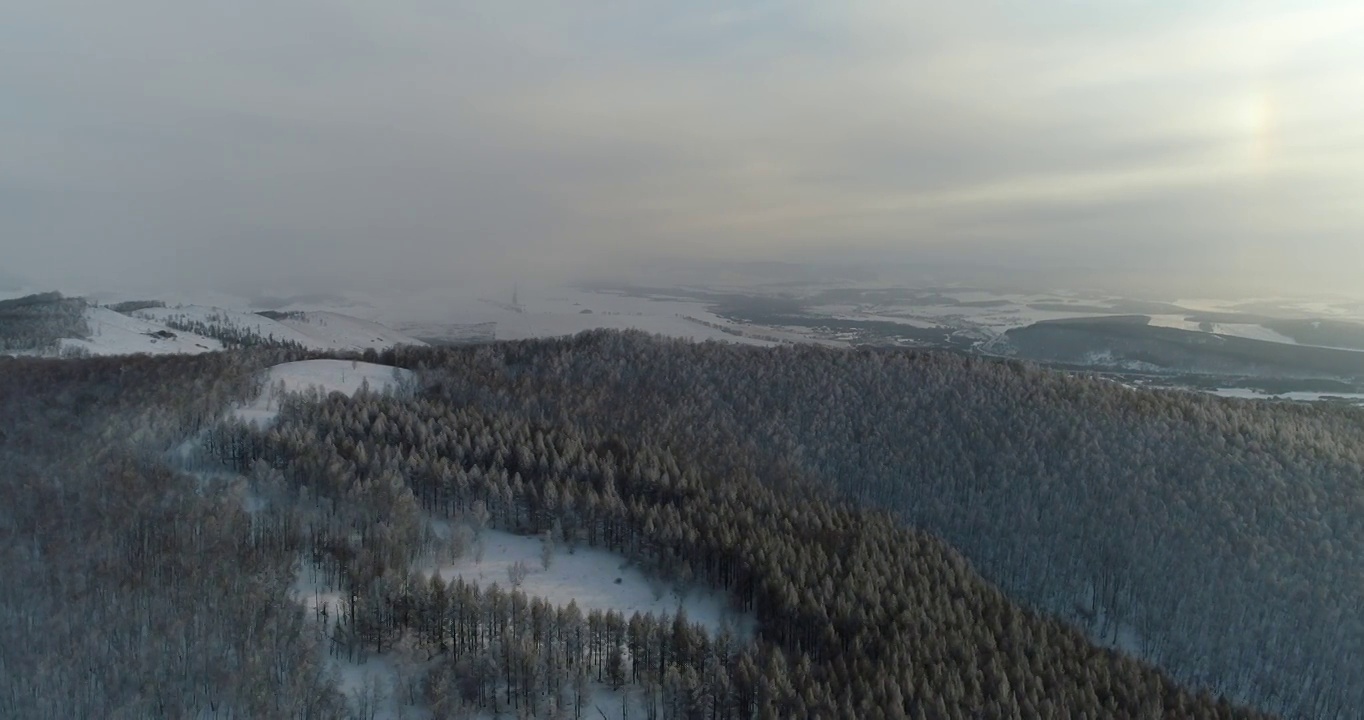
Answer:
491, 291, 779, 346
1175, 296, 1364, 320
234, 359, 415, 426
136, 305, 426, 352
808, 305, 947, 329
293, 526, 752, 720
1203, 324, 1301, 345
853, 300, 1110, 333
1204, 388, 1364, 403
1148, 314, 1364, 354
277, 311, 425, 350
3, 300, 424, 358
60, 307, 223, 356
349, 285, 785, 347
429, 527, 751, 637
1146, 315, 1302, 345
295, 527, 750, 639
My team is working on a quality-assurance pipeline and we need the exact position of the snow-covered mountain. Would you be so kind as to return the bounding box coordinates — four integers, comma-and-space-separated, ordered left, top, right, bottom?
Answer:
0, 294, 426, 357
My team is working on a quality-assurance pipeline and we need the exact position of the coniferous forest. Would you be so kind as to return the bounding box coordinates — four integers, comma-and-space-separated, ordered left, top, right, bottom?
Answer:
0, 292, 89, 353
3, 330, 1360, 718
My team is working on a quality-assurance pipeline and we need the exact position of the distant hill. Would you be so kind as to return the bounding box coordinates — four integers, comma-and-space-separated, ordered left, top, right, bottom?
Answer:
0, 292, 90, 354
0, 293, 426, 357
132, 305, 427, 353
1263, 318, 1364, 351
1005, 316, 1364, 379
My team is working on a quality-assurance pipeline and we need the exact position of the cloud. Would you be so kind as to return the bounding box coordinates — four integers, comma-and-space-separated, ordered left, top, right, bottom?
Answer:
1, 0, 1360, 297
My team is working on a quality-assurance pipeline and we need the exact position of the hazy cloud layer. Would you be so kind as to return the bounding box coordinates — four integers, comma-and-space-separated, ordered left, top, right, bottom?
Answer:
3, 1, 1362, 297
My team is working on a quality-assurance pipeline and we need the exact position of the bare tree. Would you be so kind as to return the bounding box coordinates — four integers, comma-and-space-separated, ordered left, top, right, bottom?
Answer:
508, 560, 530, 589
541, 529, 556, 571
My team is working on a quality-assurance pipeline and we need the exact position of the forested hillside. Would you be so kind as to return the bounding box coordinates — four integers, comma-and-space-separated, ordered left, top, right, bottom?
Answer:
0, 292, 89, 353
383, 331, 1363, 718
0, 349, 348, 718
2, 331, 1347, 717
204, 382, 1264, 718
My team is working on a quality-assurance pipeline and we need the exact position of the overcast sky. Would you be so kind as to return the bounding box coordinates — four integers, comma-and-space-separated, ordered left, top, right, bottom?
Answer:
4, 1, 1362, 298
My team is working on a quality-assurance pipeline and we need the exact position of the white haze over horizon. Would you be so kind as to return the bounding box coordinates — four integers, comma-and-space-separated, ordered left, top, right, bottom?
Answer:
3, 1, 1362, 300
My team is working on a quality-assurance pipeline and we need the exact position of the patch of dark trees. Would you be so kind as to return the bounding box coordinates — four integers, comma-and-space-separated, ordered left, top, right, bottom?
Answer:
107, 300, 167, 313
149, 311, 310, 351
385, 330, 1363, 718
0, 335, 1289, 718
0, 291, 89, 352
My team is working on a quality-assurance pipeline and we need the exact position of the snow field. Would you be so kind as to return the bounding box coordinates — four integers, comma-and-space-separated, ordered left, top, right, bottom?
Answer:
233, 359, 415, 426
422, 527, 753, 638
137, 304, 427, 351
292, 526, 753, 720
1205, 388, 1364, 403
357, 286, 783, 347
60, 307, 223, 356
276, 311, 427, 350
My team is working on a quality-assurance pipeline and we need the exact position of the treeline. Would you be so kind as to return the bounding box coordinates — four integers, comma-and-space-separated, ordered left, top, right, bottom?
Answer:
107, 299, 167, 313
0, 291, 89, 353
329, 573, 746, 720
0, 349, 350, 719
205, 365, 1270, 718
3, 331, 1334, 718
257, 310, 307, 321
376, 330, 1364, 718
146, 310, 310, 351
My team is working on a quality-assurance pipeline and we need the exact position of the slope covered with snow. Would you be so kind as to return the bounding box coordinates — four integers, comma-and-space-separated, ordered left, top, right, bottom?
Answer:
136, 304, 426, 352
275, 311, 426, 351
137, 305, 320, 348
61, 307, 223, 356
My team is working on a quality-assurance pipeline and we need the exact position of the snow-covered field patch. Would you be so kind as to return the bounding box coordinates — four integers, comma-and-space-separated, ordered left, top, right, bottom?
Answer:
419, 528, 752, 638
361, 286, 782, 347
137, 305, 425, 351
291, 525, 752, 720
1205, 324, 1299, 345
234, 359, 414, 426
1205, 388, 1364, 403
867, 301, 1108, 331
276, 311, 426, 350
61, 307, 223, 356
1145, 315, 1364, 350
1145, 314, 1201, 333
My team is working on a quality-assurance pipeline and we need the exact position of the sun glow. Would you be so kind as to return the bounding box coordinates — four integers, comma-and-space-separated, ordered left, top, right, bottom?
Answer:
1232, 90, 1276, 174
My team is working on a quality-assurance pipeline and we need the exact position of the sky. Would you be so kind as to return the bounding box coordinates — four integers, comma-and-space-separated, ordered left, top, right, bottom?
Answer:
3, 0, 1362, 298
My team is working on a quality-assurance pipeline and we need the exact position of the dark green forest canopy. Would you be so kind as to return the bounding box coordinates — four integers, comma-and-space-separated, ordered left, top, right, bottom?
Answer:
385, 330, 1363, 717
4, 333, 1353, 717
0, 349, 348, 719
